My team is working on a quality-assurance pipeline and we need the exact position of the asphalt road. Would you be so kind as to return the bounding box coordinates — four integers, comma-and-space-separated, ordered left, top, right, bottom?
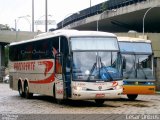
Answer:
0, 83, 160, 120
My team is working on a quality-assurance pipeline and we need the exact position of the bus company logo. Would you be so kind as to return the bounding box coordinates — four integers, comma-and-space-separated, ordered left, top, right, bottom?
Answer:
14, 62, 35, 71
13, 61, 53, 77
98, 86, 102, 90
38, 61, 53, 76
77, 83, 85, 86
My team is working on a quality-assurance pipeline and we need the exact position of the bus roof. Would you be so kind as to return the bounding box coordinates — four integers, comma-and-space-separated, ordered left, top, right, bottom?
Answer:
117, 37, 151, 43
10, 29, 117, 46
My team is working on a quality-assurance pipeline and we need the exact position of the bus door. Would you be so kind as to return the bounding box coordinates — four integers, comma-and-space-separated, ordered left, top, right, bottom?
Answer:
54, 36, 71, 99
55, 54, 72, 99
55, 53, 66, 99
65, 55, 72, 98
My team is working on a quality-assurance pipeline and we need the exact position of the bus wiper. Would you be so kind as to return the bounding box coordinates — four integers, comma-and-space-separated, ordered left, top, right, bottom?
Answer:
99, 57, 113, 81
88, 55, 113, 81
126, 54, 136, 79
137, 59, 148, 79
88, 53, 98, 81
87, 62, 97, 80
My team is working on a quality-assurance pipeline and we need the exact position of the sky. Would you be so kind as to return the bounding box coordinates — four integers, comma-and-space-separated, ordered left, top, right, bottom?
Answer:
0, 0, 107, 32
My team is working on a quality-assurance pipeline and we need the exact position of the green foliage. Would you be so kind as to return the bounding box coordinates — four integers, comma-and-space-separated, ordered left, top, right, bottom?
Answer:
101, 1, 108, 12
0, 24, 11, 30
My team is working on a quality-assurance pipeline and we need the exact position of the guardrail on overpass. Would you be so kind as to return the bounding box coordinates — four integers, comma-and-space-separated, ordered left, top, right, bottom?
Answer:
57, 0, 146, 29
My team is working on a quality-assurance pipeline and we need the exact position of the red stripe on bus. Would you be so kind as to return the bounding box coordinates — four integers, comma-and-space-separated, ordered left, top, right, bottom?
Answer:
29, 73, 55, 84
38, 61, 54, 76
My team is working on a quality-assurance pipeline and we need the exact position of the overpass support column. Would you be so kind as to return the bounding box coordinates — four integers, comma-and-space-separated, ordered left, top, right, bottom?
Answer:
0, 45, 5, 82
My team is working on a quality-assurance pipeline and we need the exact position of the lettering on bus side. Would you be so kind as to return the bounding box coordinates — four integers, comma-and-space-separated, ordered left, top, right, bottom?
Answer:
14, 62, 35, 71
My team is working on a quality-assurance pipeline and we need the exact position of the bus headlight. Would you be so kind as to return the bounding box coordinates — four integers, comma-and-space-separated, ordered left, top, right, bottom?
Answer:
115, 85, 122, 90
73, 86, 86, 91
146, 82, 154, 85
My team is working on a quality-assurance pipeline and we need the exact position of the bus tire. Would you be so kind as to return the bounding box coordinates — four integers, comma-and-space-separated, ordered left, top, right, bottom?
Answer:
95, 99, 105, 106
18, 81, 25, 97
127, 94, 138, 100
53, 85, 56, 99
24, 82, 33, 99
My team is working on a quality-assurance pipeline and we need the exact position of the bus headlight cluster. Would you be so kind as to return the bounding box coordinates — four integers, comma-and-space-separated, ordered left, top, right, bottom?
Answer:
73, 86, 86, 91
145, 82, 154, 85
123, 81, 127, 85
115, 85, 122, 90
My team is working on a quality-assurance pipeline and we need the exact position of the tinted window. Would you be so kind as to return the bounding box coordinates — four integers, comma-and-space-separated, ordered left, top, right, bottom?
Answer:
9, 36, 68, 61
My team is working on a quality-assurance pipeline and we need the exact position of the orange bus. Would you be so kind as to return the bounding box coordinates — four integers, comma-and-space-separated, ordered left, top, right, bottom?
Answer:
118, 37, 155, 100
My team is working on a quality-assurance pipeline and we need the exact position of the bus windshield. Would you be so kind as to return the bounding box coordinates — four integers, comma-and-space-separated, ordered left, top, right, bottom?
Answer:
70, 37, 122, 81
119, 42, 154, 80
72, 52, 122, 81
122, 54, 154, 79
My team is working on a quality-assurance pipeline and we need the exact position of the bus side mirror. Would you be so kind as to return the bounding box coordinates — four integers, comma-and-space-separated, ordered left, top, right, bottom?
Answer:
122, 56, 126, 70
65, 55, 72, 73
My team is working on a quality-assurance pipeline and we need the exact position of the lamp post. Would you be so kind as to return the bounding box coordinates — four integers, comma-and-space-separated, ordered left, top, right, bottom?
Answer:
45, 0, 48, 32
35, 14, 54, 31
15, 15, 31, 41
32, 0, 34, 32
142, 6, 160, 38
37, 14, 53, 21
15, 15, 31, 31
61, 12, 79, 28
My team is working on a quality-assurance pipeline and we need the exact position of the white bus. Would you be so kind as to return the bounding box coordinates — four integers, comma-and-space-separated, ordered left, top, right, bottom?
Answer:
9, 30, 123, 105
118, 37, 155, 100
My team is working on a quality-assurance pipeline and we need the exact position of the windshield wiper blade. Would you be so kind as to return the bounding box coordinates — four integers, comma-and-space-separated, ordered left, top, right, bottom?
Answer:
99, 57, 113, 81
87, 62, 97, 81
125, 54, 136, 79
138, 59, 148, 79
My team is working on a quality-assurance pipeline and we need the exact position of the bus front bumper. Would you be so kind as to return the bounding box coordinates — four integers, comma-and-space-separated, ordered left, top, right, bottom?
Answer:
123, 85, 155, 95
71, 89, 123, 100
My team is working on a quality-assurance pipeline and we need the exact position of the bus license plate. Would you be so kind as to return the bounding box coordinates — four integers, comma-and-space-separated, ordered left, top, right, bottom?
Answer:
96, 93, 105, 98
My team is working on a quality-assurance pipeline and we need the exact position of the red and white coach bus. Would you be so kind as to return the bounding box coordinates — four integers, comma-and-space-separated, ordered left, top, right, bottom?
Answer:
9, 30, 123, 105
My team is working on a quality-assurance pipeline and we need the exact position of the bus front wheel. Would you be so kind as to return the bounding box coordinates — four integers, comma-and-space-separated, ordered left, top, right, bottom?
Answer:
24, 83, 33, 99
95, 99, 105, 106
127, 94, 138, 100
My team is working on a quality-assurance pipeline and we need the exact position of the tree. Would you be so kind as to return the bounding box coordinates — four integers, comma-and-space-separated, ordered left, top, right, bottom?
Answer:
0, 24, 11, 31
101, 1, 108, 12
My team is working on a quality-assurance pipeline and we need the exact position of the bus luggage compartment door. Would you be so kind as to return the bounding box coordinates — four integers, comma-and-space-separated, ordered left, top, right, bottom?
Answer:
55, 53, 65, 99
55, 74, 64, 99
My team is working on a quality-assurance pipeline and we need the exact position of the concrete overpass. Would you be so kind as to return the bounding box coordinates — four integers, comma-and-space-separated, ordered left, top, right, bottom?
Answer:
0, 31, 37, 81
56, 0, 160, 90
62, 0, 160, 33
